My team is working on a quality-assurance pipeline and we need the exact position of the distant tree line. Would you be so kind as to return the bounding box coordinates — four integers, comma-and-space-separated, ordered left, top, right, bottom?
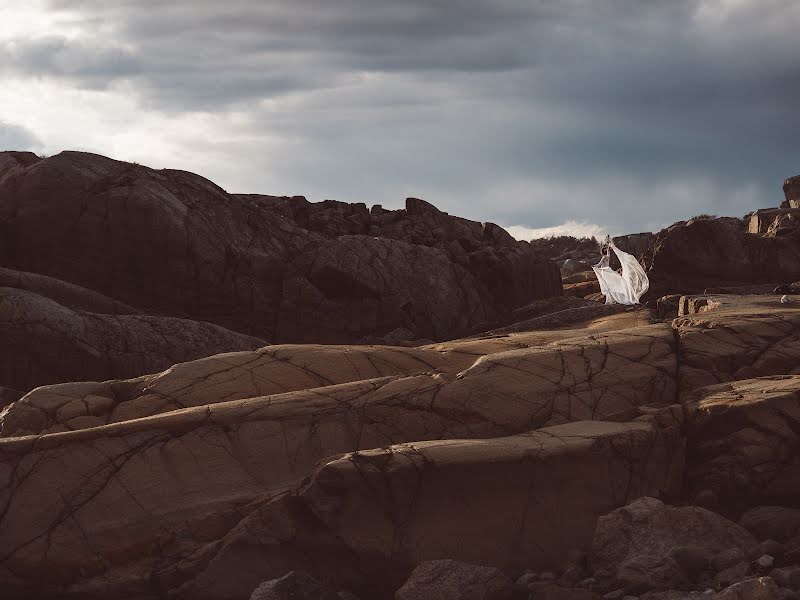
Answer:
527, 235, 600, 259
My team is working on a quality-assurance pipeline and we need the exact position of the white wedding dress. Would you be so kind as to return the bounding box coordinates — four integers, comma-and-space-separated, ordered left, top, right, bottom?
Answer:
592, 242, 649, 305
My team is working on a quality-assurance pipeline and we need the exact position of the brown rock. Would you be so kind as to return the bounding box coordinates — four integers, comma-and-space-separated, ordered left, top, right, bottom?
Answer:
394, 559, 515, 600
769, 566, 800, 590
739, 507, 800, 543
642, 216, 800, 299
675, 295, 800, 393
1, 321, 677, 437
590, 498, 756, 592
683, 377, 800, 515
713, 577, 780, 600
183, 420, 682, 600
0, 287, 266, 394
784, 175, 800, 205
249, 571, 340, 600
0, 265, 139, 314
0, 151, 560, 345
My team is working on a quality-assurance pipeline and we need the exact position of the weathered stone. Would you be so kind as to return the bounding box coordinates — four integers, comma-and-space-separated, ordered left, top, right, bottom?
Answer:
739, 507, 800, 543
249, 571, 339, 600
712, 577, 780, 600
0, 287, 266, 394
613, 232, 655, 259
683, 377, 800, 515
642, 216, 800, 299
784, 175, 800, 204
182, 420, 682, 600
0, 151, 560, 345
769, 566, 800, 590
0, 265, 139, 314
1, 321, 676, 437
590, 498, 755, 592
714, 562, 751, 589
394, 559, 515, 600
675, 296, 800, 393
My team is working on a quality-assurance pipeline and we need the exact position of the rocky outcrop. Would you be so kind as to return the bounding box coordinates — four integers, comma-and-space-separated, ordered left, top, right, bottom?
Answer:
0, 151, 560, 345
613, 232, 655, 259
783, 175, 800, 208
642, 216, 800, 299
683, 377, 800, 516
675, 295, 800, 393
0, 287, 265, 393
0, 319, 676, 437
0, 265, 138, 314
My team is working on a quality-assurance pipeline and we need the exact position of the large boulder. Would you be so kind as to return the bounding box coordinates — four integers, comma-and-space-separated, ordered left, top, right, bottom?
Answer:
642, 216, 800, 299
613, 232, 655, 259
0, 287, 266, 394
248, 571, 340, 600
590, 497, 756, 592
394, 559, 515, 600
0, 151, 560, 344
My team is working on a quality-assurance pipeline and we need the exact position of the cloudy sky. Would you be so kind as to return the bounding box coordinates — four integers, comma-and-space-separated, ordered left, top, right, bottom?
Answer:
1, 1, 798, 238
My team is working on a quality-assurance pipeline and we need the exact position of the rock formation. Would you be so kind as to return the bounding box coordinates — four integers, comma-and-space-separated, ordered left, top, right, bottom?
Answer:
783, 175, 800, 208
0, 151, 560, 348
642, 185, 800, 300
3, 156, 800, 600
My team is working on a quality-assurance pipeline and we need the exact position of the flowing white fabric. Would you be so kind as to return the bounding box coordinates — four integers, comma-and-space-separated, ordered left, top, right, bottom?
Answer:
592, 242, 649, 305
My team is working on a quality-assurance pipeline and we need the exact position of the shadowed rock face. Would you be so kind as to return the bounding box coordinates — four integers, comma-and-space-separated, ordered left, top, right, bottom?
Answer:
684, 376, 800, 517
784, 175, 800, 206
0, 287, 266, 393
0, 151, 560, 344
642, 216, 800, 299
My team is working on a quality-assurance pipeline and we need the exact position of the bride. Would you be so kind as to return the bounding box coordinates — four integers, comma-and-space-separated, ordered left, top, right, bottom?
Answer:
592, 236, 650, 305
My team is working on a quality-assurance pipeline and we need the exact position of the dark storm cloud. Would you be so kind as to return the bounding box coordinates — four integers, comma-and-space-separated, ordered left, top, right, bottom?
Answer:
13, 0, 800, 232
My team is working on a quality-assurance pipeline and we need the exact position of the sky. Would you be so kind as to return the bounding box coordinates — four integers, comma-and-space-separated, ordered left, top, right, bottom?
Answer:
1, 0, 798, 238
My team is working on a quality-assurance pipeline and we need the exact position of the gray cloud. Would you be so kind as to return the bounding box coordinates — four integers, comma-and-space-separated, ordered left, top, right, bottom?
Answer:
5, 0, 799, 233
0, 122, 43, 152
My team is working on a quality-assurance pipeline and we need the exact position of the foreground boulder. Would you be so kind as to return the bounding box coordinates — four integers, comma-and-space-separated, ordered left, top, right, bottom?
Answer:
394, 560, 516, 600
590, 497, 756, 592
248, 571, 342, 600
0, 151, 560, 344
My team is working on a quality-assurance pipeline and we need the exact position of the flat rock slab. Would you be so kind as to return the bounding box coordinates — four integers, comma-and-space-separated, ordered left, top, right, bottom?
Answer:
674, 295, 800, 393
1, 319, 674, 437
